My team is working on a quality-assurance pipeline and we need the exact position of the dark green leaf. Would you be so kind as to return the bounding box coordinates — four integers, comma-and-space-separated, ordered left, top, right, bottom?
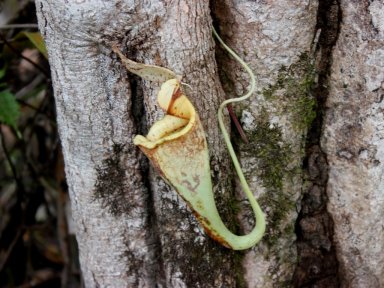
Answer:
0, 65, 6, 80
0, 90, 20, 130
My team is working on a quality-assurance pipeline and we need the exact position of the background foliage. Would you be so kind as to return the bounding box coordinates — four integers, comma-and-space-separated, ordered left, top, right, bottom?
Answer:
0, 1, 80, 287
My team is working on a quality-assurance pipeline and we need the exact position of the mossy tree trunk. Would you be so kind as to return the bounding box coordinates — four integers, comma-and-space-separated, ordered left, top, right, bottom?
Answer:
36, 1, 384, 287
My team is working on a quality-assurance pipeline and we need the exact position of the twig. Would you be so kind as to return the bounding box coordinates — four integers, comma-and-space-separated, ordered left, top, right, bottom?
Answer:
57, 188, 70, 288
226, 104, 249, 144
15, 270, 60, 288
17, 99, 39, 111
0, 33, 50, 77
0, 125, 24, 194
31, 89, 49, 125
0, 228, 23, 272
0, 24, 39, 29
14, 73, 46, 99
17, 99, 54, 121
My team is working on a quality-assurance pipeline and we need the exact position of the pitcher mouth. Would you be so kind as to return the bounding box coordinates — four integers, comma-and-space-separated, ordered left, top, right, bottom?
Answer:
133, 79, 196, 150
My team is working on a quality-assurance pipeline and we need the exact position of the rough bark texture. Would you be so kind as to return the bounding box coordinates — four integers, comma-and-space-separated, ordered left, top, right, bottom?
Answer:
36, 0, 384, 287
36, 1, 236, 287
322, 0, 384, 287
36, 2, 156, 286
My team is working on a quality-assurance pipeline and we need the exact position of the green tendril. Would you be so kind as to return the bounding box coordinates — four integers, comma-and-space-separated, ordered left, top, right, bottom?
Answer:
213, 27, 265, 244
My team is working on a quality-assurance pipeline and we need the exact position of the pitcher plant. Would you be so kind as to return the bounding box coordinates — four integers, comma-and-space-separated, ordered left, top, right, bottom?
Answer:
112, 28, 265, 250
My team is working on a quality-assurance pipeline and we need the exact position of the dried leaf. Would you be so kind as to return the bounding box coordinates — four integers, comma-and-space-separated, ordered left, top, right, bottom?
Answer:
112, 44, 177, 83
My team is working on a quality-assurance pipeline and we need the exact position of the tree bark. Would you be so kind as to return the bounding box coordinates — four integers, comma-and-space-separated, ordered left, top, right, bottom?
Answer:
211, 1, 318, 286
36, 1, 384, 287
36, 1, 234, 287
322, 1, 384, 287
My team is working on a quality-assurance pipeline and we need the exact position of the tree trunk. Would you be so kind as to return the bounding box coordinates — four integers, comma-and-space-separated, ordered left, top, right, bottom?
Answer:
36, 1, 384, 287
322, 1, 384, 287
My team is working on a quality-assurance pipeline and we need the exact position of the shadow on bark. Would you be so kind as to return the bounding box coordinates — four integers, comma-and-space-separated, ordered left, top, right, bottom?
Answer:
293, 0, 342, 287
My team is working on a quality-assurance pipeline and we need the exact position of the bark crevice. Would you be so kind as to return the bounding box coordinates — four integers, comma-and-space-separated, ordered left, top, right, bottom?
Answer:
293, 0, 342, 287
209, 7, 253, 288
128, 72, 166, 286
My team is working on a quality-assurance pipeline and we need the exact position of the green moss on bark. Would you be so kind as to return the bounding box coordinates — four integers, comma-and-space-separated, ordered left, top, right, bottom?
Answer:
263, 53, 317, 131
240, 111, 296, 249
228, 53, 318, 287
239, 53, 317, 248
